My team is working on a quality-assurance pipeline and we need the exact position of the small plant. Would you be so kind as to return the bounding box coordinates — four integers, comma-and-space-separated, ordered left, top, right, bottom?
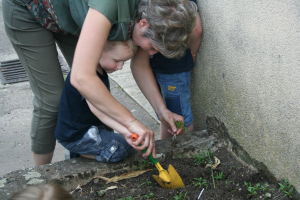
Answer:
143, 192, 156, 199
174, 120, 188, 134
173, 153, 182, 159
117, 197, 137, 200
260, 182, 269, 191
262, 192, 271, 200
139, 158, 153, 170
132, 165, 138, 170
193, 151, 207, 166
98, 190, 105, 196
192, 177, 208, 189
278, 178, 293, 199
174, 192, 187, 200
244, 181, 260, 196
225, 180, 234, 188
215, 171, 227, 180
230, 165, 236, 169
141, 178, 152, 187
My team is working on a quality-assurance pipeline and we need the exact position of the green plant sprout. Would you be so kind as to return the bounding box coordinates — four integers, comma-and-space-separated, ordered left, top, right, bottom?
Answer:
174, 120, 188, 134
139, 158, 153, 170
173, 192, 187, 200
97, 190, 105, 197
230, 165, 236, 169
173, 153, 182, 159
260, 182, 275, 192
132, 165, 138, 170
117, 197, 137, 200
278, 178, 293, 199
192, 177, 208, 189
225, 180, 234, 188
244, 181, 261, 196
141, 178, 152, 187
193, 151, 208, 166
261, 192, 272, 200
215, 171, 227, 180
143, 192, 156, 199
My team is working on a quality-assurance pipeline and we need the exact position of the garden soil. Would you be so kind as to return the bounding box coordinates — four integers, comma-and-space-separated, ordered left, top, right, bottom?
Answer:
70, 147, 289, 200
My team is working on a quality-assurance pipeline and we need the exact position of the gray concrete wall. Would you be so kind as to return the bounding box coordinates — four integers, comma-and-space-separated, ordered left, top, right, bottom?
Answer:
192, 0, 300, 193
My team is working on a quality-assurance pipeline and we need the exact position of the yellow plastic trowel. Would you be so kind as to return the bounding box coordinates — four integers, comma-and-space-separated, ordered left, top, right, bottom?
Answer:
131, 134, 185, 189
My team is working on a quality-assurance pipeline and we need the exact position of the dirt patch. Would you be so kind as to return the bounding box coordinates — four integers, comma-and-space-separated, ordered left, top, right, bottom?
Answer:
70, 147, 289, 200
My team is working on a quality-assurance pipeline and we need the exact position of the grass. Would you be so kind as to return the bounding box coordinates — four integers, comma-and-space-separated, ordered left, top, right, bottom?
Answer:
207, 147, 216, 188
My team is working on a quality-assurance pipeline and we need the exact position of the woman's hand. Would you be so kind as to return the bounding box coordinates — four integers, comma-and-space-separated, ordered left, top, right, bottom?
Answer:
127, 119, 156, 158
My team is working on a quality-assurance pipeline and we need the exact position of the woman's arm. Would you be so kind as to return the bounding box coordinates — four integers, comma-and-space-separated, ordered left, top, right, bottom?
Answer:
70, 8, 155, 157
130, 48, 184, 135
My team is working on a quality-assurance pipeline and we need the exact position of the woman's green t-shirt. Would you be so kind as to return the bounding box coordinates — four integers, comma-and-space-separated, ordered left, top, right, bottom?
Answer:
27, 0, 138, 41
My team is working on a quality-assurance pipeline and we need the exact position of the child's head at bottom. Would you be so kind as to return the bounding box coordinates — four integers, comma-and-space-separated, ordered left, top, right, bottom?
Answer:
100, 39, 137, 73
9, 183, 74, 200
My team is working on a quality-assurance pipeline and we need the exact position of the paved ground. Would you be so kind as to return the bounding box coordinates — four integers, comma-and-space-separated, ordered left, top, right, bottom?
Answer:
0, 1, 159, 177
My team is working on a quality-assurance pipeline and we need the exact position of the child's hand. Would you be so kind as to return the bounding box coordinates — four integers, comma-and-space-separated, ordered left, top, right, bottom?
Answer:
192, 53, 196, 63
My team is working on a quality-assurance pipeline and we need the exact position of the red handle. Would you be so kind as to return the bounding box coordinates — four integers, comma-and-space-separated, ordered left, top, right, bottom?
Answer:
131, 133, 139, 142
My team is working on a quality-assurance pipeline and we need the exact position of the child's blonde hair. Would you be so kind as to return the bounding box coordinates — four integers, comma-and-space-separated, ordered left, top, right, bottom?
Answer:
104, 39, 137, 54
9, 183, 74, 200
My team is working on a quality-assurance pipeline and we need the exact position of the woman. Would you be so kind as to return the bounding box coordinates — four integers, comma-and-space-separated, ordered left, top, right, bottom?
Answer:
2, 0, 199, 165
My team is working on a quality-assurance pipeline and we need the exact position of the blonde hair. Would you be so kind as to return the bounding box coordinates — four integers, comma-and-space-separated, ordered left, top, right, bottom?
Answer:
9, 183, 74, 200
136, 0, 197, 59
104, 39, 137, 55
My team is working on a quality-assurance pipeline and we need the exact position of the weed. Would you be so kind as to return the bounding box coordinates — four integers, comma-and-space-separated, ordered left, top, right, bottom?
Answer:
173, 154, 182, 159
174, 120, 188, 134
143, 192, 156, 199
215, 171, 227, 180
141, 178, 152, 187
225, 180, 234, 188
192, 177, 208, 189
117, 197, 137, 200
230, 165, 236, 169
261, 192, 272, 200
139, 158, 153, 170
174, 192, 187, 200
193, 151, 207, 166
244, 181, 260, 196
278, 178, 293, 199
98, 190, 105, 197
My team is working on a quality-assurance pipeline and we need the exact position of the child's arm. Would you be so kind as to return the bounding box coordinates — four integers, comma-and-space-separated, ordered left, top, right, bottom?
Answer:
189, 12, 202, 62
86, 100, 133, 145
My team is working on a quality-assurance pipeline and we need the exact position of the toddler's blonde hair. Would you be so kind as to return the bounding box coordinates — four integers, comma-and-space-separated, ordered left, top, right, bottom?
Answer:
104, 39, 137, 55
